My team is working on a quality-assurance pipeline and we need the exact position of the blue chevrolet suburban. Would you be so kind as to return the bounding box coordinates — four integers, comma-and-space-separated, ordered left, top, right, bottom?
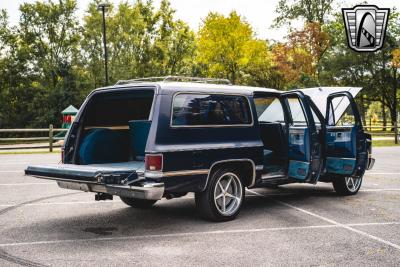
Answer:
25, 76, 375, 221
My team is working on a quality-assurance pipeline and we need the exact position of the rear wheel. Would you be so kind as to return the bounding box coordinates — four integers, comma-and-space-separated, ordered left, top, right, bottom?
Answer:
332, 176, 362, 195
120, 197, 157, 208
195, 168, 244, 222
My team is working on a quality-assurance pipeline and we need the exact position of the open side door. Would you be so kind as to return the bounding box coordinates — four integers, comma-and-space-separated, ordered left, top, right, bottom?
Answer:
281, 91, 322, 182
325, 92, 367, 177
297, 87, 362, 119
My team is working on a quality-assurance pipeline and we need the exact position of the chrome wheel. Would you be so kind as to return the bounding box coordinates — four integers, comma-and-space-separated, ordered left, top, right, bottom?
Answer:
345, 177, 362, 192
213, 172, 243, 216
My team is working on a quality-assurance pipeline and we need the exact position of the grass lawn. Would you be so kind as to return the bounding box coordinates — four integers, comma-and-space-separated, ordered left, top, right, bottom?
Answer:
0, 150, 61, 155
372, 139, 400, 147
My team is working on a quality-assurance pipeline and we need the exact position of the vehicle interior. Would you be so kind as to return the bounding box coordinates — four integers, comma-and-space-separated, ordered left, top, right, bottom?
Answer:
254, 93, 315, 182
77, 89, 155, 165
254, 94, 288, 177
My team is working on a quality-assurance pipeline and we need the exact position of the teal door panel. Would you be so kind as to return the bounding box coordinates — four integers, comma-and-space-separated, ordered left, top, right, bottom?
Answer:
281, 91, 322, 182
325, 92, 367, 177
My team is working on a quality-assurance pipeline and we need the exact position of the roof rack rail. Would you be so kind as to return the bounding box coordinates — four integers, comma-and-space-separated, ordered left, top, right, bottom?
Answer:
115, 76, 232, 85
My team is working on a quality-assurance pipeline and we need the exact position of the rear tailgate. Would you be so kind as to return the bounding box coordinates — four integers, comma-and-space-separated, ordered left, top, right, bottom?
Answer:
25, 161, 164, 200
25, 161, 145, 183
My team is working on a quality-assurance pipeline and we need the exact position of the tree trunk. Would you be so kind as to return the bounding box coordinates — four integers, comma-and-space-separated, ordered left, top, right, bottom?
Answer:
381, 100, 387, 132
389, 107, 397, 132
389, 67, 398, 133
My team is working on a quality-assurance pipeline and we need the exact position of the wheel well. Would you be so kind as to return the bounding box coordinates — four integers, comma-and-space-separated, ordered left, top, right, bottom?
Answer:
207, 160, 255, 189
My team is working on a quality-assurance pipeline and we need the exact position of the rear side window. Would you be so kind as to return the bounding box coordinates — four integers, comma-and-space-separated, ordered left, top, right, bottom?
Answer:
171, 94, 252, 126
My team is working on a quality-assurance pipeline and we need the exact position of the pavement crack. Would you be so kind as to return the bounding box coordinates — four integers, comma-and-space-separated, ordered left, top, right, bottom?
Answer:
0, 192, 80, 216
0, 192, 80, 267
0, 248, 47, 267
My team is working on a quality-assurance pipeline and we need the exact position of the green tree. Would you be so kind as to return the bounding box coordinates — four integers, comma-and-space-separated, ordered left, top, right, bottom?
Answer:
81, 0, 195, 86
320, 11, 400, 128
16, 0, 84, 127
151, 0, 195, 75
273, 0, 333, 27
196, 11, 273, 85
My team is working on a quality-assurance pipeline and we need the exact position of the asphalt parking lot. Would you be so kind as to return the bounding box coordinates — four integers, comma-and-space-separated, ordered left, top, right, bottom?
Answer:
0, 147, 399, 266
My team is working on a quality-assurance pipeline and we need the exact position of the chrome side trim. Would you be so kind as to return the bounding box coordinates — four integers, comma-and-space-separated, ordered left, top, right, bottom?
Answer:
169, 91, 254, 128
145, 169, 209, 178
202, 159, 256, 191
326, 157, 356, 161
261, 174, 286, 180
151, 143, 264, 153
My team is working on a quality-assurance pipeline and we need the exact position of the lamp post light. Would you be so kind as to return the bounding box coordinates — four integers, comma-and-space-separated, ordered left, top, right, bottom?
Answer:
97, 3, 110, 86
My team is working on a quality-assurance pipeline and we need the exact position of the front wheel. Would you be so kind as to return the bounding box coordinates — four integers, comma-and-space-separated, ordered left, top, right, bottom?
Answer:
195, 168, 244, 222
120, 197, 157, 208
332, 176, 363, 195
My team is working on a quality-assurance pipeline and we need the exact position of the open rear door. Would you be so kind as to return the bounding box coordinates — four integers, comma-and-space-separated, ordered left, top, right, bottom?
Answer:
325, 92, 367, 177
281, 91, 322, 182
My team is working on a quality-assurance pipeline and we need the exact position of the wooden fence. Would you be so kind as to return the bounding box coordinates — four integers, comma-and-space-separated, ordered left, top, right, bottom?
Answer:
0, 125, 68, 152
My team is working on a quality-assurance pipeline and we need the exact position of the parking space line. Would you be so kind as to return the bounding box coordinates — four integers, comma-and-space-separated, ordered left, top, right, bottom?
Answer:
246, 189, 400, 251
0, 221, 400, 248
366, 173, 400, 175
0, 201, 117, 207
0, 188, 397, 208
0, 163, 30, 166
348, 222, 400, 227
0, 162, 58, 166
0, 225, 347, 248
0, 183, 55, 186
360, 188, 400, 192
0, 171, 24, 173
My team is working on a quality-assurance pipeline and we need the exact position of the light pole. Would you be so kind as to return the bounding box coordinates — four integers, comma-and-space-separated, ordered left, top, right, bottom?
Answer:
97, 3, 110, 86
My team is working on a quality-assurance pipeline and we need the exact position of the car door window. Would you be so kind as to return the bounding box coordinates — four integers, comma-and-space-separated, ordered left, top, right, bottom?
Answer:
286, 97, 307, 125
254, 96, 285, 123
328, 96, 356, 126
311, 106, 321, 126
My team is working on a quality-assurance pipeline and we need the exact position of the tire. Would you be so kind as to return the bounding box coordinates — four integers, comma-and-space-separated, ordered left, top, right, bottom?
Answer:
120, 197, 157, 208
332, 176, 363, 195
195, 168, 245, 222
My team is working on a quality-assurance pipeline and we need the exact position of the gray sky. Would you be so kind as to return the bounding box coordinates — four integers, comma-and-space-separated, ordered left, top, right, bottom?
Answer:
2, 0, 399, 41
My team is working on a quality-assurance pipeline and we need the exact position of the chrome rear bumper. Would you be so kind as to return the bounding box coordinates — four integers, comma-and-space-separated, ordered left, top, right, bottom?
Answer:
31, 175, 164, 200
58, 181, 164, 200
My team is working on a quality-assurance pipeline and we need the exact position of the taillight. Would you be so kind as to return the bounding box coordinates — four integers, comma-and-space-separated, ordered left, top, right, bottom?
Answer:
145, 154, 163, 171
